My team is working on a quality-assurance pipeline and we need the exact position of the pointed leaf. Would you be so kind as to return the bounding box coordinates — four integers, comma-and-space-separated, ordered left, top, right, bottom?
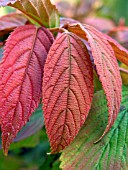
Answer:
0, 25, 54, 155
0, 0, 60, 28
43, 32, 94, 153
0, 13, 28, 36
60, 87, 128, 170
0, 105, 44, 150
67, 23, 122, 141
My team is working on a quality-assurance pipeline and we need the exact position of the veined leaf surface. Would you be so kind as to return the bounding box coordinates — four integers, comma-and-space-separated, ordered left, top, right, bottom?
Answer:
60, 87, 128, 170
0, 25, 54, 155
43, 32, 93, 153
67, 23, 122, 141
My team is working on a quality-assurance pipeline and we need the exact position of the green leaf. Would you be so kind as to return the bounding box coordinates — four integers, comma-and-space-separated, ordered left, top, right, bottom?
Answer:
60, 87, 128, 170
8, 0, 60, 27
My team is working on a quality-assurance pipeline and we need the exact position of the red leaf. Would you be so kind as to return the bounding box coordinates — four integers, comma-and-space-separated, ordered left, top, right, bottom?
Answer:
0, 25, 54, 155
66, 23, 122, 141
0, 13, 28, 36
104, 32, 128, 66
43, 32, 94, 153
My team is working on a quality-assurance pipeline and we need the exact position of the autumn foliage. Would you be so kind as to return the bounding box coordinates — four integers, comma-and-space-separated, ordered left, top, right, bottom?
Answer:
0, 0, 128, 169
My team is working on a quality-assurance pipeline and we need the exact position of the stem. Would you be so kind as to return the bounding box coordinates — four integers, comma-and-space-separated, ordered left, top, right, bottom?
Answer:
48, 27, 67, 33
119, 67, 128, 74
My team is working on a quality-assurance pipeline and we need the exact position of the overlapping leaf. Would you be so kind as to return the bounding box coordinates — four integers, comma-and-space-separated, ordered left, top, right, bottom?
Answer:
104, 33, 128, 66
0, 24, 54, 155
60, 87, 128, 170
0, 0, 60, 28
43, 32, 93, 153
0, 13, 28, 36
67, 23, 122, 141
14, 104, 44, 142
0, 105, 44, 150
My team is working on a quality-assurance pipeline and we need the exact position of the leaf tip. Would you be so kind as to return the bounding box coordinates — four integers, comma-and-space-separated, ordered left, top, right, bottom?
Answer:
94, 123, 111, 143
2, 141, 9, 156
2, 132, 13, 156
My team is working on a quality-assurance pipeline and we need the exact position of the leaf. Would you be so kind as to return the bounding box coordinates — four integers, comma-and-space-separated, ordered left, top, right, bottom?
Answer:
0, 0, 60, 28
14, 104, 44, 142
0, 104, 44, 150
60, 87, 128, 170
104, 33, 128, 66
43, 32, 94, 153
0, 132, 40, 150
0, 24, 54, 155
0, 13, 28, 36
67, 23, 122, 141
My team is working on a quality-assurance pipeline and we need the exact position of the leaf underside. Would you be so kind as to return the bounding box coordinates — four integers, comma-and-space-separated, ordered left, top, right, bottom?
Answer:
0, 13, 28, 36
60, 86, 128, 170
0, 24, 54, 155
43, 32, 94, 153
0, 0, 60, 28
104, 33, 128, 66
67, 23, 122, 140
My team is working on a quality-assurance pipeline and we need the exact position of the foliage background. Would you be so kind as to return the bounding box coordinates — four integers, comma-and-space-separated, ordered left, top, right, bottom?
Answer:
0, 0, 128, 169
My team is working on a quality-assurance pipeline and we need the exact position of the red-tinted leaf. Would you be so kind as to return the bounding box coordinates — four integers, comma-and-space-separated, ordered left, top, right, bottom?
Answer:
67, 23, 122, 141
0, 13, 28, 36
104, 32, 128, 66
0, 0, 17, 6
43, 32, 93, 153
0, 25, 54, 155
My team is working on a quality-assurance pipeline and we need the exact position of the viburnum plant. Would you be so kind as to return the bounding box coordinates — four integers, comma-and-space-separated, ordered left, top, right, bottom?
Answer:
0, 0, 128, 169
